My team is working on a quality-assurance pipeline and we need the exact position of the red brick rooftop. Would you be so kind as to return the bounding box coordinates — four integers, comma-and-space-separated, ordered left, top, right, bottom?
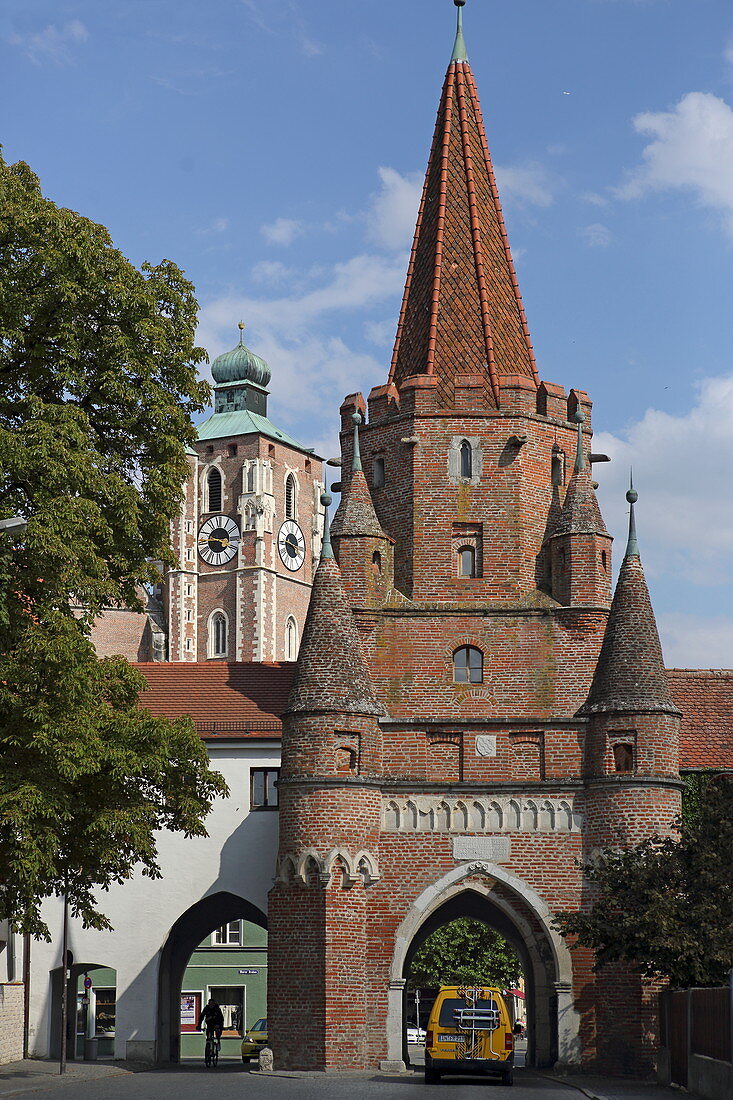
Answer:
134, 661, 294, 739
668, 669, 733, 771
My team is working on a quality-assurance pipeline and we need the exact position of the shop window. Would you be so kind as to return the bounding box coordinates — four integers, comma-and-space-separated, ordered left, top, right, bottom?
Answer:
207, 467, 222, 512
453, 645, 483, 684
251, 767, 279, 809
94, 988, 116, 1037
209, 986, 243, 1035
372, 456, 385, 489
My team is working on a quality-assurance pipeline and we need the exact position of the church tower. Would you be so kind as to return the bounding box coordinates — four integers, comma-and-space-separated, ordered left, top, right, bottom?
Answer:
164, 325, 324, 662
271, 2, 680, 1076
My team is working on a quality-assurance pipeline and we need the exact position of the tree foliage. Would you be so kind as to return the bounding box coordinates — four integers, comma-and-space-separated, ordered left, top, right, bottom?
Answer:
555, 775, 733, 988
0, 151, 227, 937
408, 918, 522, 990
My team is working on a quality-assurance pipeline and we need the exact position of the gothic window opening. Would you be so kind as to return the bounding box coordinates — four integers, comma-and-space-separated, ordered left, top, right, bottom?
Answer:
207, 467, 222, 512
453, 645, 483, 684
373, 456, 385, 489
460, 439, 472, 479
458, 546, 476, 578
209, 611, 228, 658
285, 616, 298, 661
285, 473, 297, 519
246, 465, 255, 493
552, 450, 566, 487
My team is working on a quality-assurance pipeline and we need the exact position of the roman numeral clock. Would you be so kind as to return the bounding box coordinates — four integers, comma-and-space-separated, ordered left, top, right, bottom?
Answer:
278, 519, 306, 571
198, 514, 241, 566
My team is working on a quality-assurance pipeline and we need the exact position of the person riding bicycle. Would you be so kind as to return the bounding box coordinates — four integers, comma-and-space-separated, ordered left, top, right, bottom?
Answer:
198, 997, 224, 1042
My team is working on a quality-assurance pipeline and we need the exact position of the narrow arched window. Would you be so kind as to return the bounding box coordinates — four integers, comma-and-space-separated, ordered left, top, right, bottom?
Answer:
458, 546, 475, 578
460, 440, 472, 479
372, 456, 385, 489
453, 645, 483, 684
285, 473, 296, 519
211, 611, 227, 658
207, 467, 222, 512
246, 465, 255, 493
285, 616, 298, 661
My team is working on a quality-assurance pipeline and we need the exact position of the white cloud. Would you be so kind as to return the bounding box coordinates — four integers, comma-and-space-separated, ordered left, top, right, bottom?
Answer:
250, 260, 292, 284
657, 613, 733, 670
260, 218, 304, 246
493, 164, 554, 208
364, 319, 395, 348
617, 92, 733, 235
581, 222, 612, 247
10, 19, 88, 65
367, 167, 422, 252
594, 374, 733, 591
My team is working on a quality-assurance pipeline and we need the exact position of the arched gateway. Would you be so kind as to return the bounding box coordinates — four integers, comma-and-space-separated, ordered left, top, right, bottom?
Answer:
269, 3, 682, 1077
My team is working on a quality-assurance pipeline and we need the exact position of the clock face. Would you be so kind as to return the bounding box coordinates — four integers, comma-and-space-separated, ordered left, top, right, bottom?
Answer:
198, 515, 240, 566
278, 519, 306, 572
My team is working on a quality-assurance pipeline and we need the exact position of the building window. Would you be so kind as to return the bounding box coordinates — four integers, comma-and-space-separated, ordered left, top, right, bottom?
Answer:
214, 921, 242, 946
251, 768, 279, 809
612, 742, 634, 773
285, 473, 297, 519
372, 550, 382, 575
552, 450, 566, 487
185, 638, 193, 652
207, 467, 222, 512
336, 746, 357, 774
458, 546, 476, 578
453, 645, 483, 684
372, 456, 385, 489
209, 611, 228, 658
246, 465, 255, 493
228, 444, 238, 457
460, 439, 472, 479
285, 616, 298, 661
186, 609, 194, 623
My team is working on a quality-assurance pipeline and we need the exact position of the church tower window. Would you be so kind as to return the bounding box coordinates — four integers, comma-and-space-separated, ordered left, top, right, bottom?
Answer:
372, 456, 385, 489
458, 546, 476, 578
285, 616, 298, 661
453, 645, 483, 684
209, 610, 228, 658
285, 474, 297, 519
207, 467, 222, 512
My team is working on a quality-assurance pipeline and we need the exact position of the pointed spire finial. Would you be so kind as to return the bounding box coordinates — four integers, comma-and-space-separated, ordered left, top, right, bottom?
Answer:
572, 408, 586, 472
625, 470, 639, 558
451, 0, 468, 63
320, 489, 334, 560
238, 320, 245, 346
352, 411, 363, 474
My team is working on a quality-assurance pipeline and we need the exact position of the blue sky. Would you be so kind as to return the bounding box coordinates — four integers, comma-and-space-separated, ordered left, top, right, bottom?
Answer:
3, 0, 733, 667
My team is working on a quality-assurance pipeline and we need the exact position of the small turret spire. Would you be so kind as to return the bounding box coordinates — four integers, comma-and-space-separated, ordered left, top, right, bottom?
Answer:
451, 0, 468, 63
625, 472, 639, 558
320, 489, 334, 560
238, 320, 245, 346
573, 409, 586, 472
352, 412, 363, 474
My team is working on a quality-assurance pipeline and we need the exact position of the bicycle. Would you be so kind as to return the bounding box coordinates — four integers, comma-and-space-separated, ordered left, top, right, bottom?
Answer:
204, 1025, 221, 1068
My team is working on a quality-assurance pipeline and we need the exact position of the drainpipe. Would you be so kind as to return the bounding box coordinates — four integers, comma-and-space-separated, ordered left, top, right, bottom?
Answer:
23, 934, 31, 1059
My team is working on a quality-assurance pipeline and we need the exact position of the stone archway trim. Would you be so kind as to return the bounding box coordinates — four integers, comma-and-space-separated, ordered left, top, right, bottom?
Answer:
381, 860, 580, 1072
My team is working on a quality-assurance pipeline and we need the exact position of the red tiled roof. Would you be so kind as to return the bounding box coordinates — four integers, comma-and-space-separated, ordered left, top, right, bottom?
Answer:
668, 670, 733, 770
389, 58, 538, 408
134, 662, 294, 739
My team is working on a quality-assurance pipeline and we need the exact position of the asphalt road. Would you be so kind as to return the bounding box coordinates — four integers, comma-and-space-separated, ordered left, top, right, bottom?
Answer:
0, 1064, 591, 1100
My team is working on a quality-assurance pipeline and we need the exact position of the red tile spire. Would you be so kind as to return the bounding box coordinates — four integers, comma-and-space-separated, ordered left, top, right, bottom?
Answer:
389, 39, 539, 408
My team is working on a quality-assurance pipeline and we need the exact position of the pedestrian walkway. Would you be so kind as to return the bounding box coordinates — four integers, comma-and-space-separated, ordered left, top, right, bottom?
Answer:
537, 1072, 681, 1100
0, 1059, 139, 1098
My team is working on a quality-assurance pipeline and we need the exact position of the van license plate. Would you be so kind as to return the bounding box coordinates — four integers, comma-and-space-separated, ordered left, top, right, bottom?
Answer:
438, 1035, 457, 1043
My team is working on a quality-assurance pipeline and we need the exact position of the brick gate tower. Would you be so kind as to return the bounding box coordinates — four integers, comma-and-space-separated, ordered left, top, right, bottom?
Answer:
269, 1, 682, 1074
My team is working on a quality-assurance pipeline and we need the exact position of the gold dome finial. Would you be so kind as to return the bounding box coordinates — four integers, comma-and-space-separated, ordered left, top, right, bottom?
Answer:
238, 320, 245, 345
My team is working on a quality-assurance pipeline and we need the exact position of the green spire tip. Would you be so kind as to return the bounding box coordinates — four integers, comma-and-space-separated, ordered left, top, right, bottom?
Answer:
572, 409, 586, 473
320, 489, 334, 560
625, 470, 639, 558
352, 411, 363, 474
451, 0, 468, 63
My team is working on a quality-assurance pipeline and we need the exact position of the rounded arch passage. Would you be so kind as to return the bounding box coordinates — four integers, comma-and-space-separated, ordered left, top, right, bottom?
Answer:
157, 891, 267, 1063
390, 865, 578, 1072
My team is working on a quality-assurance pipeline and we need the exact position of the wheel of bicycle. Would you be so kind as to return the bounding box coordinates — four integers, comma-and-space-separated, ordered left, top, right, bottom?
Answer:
204, 1039, 212, 1067
212, 1040, 219, 1068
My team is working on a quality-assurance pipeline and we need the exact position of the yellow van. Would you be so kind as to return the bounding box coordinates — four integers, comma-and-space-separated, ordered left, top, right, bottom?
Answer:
424, 985, 514, 1085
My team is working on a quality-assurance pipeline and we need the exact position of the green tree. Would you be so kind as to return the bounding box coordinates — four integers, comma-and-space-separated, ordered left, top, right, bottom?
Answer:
408, 918, 522, 990
0, 151, 227, 937
555, 775, 733, 988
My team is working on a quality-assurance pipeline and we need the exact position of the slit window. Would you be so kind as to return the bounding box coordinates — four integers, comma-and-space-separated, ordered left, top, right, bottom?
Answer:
285, 474, 296, 519
372, 456, 385, 489
453, 645, 483, 684
285, 616, 298, 660
460, 440, 472, 479
207, 467, 222, 512
372, 550, 382, 575
458, 546, 476, 578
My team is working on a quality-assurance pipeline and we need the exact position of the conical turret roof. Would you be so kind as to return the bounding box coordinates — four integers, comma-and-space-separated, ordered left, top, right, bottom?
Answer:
556, 414, 608, 537
579, 487, 678, 716
331, 413, 388, 541
388, 7, 539, 409
286, 496, 385, 717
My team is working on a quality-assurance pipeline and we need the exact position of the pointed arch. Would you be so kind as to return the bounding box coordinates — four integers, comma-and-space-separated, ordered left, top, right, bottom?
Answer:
284, 616, 299, 661
285, 472, 298, 519
460, 438, 473, 478
207, 609, 228, 659
207, 466, 222, 512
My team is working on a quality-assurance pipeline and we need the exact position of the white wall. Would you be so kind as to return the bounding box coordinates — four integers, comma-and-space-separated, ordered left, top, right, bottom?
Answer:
27, 742, 280, 1061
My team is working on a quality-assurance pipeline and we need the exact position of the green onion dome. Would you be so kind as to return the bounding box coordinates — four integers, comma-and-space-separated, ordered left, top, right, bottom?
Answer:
210, 324, 271, 387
